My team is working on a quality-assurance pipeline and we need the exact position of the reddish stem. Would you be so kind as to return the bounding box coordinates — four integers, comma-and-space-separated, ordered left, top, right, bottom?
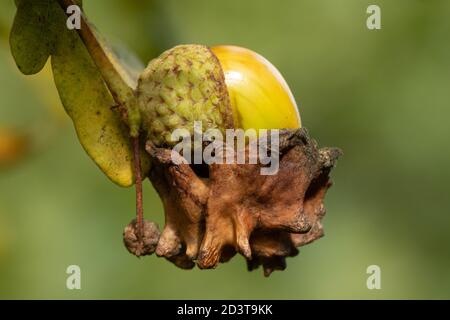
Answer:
132, 137, 144, 242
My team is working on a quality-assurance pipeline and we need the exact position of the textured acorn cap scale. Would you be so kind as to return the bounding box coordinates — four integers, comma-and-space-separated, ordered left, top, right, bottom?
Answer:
137, 45, 234, 147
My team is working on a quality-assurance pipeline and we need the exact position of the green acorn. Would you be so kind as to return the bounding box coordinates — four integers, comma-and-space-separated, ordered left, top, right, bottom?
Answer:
137, 45, 234, 147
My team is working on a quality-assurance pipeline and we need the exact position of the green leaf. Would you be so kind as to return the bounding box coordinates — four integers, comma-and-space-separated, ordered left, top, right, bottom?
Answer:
10, 0, 149, 187
52, 32, 135, 187
10, 0, 55, 74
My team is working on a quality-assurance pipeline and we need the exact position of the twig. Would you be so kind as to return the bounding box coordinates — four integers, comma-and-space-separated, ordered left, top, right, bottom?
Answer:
132, 137, 144, 242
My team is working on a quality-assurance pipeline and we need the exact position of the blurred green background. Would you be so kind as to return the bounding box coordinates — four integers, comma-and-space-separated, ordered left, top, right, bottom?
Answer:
1, 0, 450, 299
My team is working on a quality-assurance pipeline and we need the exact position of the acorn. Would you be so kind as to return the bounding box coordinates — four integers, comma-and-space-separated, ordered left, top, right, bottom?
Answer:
137, 44, 301, 147
211, 45, 301, 130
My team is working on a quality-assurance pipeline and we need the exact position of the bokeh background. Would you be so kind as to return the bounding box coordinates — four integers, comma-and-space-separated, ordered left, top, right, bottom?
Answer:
1, 0, 450, 299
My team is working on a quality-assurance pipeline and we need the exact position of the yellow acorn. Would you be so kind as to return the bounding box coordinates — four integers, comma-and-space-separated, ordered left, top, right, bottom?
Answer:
211, 45, 301, 130
138, 44, 301, 147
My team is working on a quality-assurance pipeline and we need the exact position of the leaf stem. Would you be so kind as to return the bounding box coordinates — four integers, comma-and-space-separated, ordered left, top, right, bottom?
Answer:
132, 137, 144, 241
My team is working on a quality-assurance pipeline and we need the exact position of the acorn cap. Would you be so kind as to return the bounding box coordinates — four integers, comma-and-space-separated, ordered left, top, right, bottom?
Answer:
137, 44, 234, 147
